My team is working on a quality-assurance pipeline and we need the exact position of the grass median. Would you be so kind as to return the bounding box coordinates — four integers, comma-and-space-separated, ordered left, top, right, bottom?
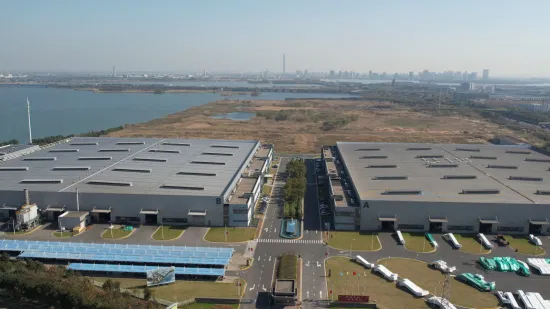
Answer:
402, 233, 436, 253
152, 226, 185, 241
204, 227, 256, 242
455, 234, 491, 254
504, 235, 546, 255
379, 258, 499, 309
325, 231, 381, 251
91, 277, 245, 301
52, 231, 74, 238
101, 228, 133, 239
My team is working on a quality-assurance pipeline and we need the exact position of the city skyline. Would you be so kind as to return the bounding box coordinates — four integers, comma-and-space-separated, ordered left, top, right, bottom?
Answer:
1, 0, 549, 77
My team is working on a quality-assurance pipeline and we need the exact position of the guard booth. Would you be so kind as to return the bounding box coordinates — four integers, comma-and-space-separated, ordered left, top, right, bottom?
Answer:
90, 207, 111, 223
58, 211, 90, 233
188, 210, 207, 226
140, 209, 159, 225
44, 205, 66, 222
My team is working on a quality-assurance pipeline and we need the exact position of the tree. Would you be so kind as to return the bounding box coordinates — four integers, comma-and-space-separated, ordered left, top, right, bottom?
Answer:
143, 286, 154, 301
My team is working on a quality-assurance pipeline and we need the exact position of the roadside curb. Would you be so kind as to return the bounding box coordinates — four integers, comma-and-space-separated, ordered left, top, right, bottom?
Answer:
150, 226, 186, 242
5, 224, 43, 236
100, 228, 135, 240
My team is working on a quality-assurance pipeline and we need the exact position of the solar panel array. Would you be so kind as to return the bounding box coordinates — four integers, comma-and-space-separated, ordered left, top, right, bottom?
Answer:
0, 240, 232, 272
18, 251, 228, 266
68, 263, 226, 276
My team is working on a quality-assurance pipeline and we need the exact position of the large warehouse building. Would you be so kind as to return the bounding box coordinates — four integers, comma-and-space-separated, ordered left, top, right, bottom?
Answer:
0, 137, 273, 227
322, 142, 550, 235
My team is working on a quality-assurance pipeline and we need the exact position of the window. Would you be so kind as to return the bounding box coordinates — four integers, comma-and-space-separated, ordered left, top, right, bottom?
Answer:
115, 216, 140, 223
233, 220, 249, 222
398, 224, 424, 230
497, 226, 523, 232
233, 208, 249, 214
447, 225, 474, 231
162, 218, 188, 224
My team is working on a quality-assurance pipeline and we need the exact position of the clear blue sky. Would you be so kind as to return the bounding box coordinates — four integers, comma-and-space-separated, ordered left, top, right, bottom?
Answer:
1, 0, 548, 77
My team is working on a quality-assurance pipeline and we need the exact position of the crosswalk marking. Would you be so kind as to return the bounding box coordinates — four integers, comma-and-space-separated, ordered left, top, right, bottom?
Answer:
258, 239, 323, 244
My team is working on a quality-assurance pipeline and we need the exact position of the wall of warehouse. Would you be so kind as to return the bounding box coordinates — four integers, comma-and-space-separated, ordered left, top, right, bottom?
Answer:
360, 199, 550, 235
0, 190, 225, 227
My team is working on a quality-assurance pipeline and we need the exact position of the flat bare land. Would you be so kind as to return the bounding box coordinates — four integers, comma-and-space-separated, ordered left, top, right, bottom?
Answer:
108, 99, 523, 153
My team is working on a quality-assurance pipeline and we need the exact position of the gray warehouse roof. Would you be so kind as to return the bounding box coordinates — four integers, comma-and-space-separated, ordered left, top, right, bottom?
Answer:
0, 137, 259, 196
336, 142, 550, 204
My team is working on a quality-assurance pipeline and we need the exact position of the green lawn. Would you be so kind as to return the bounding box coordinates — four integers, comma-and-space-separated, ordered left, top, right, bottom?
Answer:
152, 226, 185, 241
504, 235, 546, 255
379, 258, 499, 309
52, 231, 74, 238
204, 227, 256, 242
182, 303, 239, 309
325, 231, 381, 251
455, 234, 491, 254
278, 254, 297, 279
101, 228, 133, 239
402, 233, 436, 253
262, 184, 272, 196
90, 277, 245, 301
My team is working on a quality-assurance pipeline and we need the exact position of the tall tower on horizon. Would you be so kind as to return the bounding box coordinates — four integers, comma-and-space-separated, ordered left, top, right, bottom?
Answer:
282, 54, 286, 76
26, 97, 33, 144
112, 65, 116, 78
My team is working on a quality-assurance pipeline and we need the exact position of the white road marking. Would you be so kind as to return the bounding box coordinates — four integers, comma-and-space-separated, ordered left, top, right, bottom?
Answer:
249, 284, 255, 291
317, 261, 321, 267
264, 228, 268, 232
320, 291, 323, 299
257, 256, 261, 261
307, 290, 310, 299
262, 285, 267, 292
269, 256, 272, 262
306, 261, 310, 267
274, 228, 276, 233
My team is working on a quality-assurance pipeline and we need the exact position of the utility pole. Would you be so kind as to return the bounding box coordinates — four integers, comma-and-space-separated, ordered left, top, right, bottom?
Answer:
441, 272, 452, 307
26, 97, 33, 144
438, 91, 442, 110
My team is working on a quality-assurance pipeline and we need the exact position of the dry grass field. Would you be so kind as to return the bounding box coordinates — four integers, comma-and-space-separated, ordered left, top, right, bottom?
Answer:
108, 99, 522, 153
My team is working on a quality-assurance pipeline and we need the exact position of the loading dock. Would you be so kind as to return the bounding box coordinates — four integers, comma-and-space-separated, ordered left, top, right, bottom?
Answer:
44, 205, 66, 222
428, 216, 447, 233
528, 218, 549, 235
90, 207, 111, 223
140, 209, 159, 225
378, 215, 397, 231
189, 210, 207, 226
479, 217, 499, 234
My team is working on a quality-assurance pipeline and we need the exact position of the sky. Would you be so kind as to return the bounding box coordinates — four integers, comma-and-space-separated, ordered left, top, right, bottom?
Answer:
1, 0, 549, 77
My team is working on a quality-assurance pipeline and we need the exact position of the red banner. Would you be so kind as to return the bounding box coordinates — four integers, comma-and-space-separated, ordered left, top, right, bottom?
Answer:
338, 295, 370, 303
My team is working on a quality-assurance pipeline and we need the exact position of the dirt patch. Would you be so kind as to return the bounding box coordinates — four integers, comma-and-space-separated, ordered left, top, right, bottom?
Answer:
108, 99, 523, 153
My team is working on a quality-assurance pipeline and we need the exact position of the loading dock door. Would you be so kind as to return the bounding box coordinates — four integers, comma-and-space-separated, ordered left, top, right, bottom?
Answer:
140, 209, 159, 225
91, 208, 111, 223
188, 210, 207, 226
479, 218, 499, 234
378, 215, 397, 231
428, 217, 447, 233
529, 219, 549, 235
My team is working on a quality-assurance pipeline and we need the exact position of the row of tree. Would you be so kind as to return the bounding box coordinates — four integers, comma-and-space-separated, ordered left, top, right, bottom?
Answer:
283, 159, 306, 219
0, 126, 124, 146
0, 254, 160, 309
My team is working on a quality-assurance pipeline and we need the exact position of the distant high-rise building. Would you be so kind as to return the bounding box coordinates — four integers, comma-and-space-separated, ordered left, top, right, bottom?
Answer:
408, 71, 414, 80
469, 72, 478, 80
282, 54, 286, 75
329, 70, 335, 78
368, 70, 372, 79
304, 69, 308, 77
112, 65, 116, 78
482, 69, 490, 81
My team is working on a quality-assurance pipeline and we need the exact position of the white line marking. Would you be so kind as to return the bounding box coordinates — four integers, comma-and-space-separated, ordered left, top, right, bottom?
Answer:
249, 284, 255, 291
257, 256, 261, 261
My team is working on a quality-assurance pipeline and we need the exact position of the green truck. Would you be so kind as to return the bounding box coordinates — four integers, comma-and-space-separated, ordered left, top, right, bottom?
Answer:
456, 273, 496, 291
478, 257, 530, 276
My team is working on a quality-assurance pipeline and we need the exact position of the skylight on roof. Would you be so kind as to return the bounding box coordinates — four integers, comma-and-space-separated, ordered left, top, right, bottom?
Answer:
382, 190, 422, 195
191, 161, 226, 165
178, 172, 217, 176
406, 147, 432, 151
87, 180, 133, 187
160, 184, 205, 190
162, 142, 191, 146
427, 163, 459, 168
487, 164, 518, 169
116, 141, 145, 145
133, 157, 167, 162
470, 156, 497, 160
98, 148, 130, 152
23, 157, 57, 161
536, 190, 550, 195
78, 156, 112, 161
416, 155, 444, 158
149, 149, 180, 154
461, 189, 500, 194
372, 176, 408, 180
52, 166, 91, 171
525, 158, 550, 163
0, 167, 29, 171
70, 142, 98, 146
506, 150, 531, 154
202, 152, 234, 156
366, 164, 397, 168
210, 145, 239, 149
360, 155, 388, 159
455, 148, 480, 152
443, 175, 477, 179
112, 167, 152, 173
509, 176, 543, 181
49, 149, 79, 153
355, 148, 381, 151
20, 179, 63, 184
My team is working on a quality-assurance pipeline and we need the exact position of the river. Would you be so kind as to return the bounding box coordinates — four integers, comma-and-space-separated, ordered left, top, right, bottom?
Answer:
0, 87, 357, 143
